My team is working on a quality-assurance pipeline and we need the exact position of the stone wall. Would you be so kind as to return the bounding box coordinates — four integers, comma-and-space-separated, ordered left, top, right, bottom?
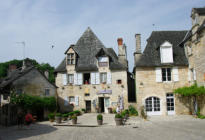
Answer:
135, 66, 191, 115
56, 70, 130, 113
12, 69, 56, 97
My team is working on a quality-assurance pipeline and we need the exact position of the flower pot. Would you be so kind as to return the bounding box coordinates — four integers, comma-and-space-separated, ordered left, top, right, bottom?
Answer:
97, 120, 103, 125
72, 119, 77, 125
115, 118, 123, 126
63, 117, 68, 121
108, 108, 112, 114
55, 116, 62, 124
49, 119, 54, 122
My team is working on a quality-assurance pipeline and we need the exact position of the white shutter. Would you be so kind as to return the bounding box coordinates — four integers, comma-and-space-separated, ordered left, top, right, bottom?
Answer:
107, 72, 112, 84
173, 67, 179, 82
77, 73, 83, 85
161, 47, 173, 63
96, 72, 100, 84
193, 69, 196, 81
63, 74, 67, 85
155, 68, 162, 82
75, 96, 79, 106
188, 69, 191, 81
74, 73, 78, 85
91, 72, 96, 84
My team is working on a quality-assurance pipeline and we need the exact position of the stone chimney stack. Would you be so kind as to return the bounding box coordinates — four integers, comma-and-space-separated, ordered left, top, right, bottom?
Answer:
135, 34, 141, 53
117, 38, 128, 69
134, 34, 142, 64
8, 64, 17, 76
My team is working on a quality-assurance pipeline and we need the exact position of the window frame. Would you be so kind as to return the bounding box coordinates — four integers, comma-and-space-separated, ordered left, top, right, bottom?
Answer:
162, 68, 172, 82
100, 72, 107, 84
67, 53, 75, 65
160, 41, 173, 64
69, 96, 75, 103
45, 88, 50, 96
67, 74, 74, 84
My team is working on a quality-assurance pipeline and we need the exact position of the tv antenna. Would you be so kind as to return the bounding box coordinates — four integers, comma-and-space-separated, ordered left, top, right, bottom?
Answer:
16, 41, 26, 60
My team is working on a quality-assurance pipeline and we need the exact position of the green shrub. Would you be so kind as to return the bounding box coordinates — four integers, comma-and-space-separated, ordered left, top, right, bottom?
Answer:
71, 115, 77, 120
97, 114, 103, 120
113, 108, 117, 114
67, 112, 75, 117
74, 110, 81, 116
55, 113, 62, 117
115, 113, 122, 118
62, 114, 68, 117
81, 108, 86, 112
128, 105, 138, 116
48, 113, 55, 119
196, 109, 205, 119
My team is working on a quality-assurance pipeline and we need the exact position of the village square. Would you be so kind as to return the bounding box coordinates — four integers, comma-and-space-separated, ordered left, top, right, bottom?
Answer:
0, 1, 205, 140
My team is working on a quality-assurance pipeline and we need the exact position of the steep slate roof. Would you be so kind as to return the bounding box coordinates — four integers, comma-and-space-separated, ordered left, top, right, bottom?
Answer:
193, 7, 205, 15
55, 27, 127, 72
197, 19, 205, 33
134, 31, 189, 68
0, 66, 56, 89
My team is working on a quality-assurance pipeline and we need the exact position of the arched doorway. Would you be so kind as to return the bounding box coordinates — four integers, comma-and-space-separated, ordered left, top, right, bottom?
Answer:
145, 96, 161, 115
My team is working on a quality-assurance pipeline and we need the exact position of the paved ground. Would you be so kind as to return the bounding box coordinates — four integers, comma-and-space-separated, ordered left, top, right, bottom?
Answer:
1, 114, 205, 140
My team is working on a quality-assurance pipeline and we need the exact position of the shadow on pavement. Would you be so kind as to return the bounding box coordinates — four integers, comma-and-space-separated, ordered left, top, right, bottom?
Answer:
0, 123, 57, 140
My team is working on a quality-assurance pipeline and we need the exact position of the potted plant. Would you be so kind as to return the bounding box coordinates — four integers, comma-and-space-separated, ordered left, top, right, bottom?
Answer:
108, 107, 112, 113
115, 113, 123, 126
81, 108, 86, 113
71, 115, 77, 125
74, 110, 81, 116
55, 113, 62, 123
48, 113, 55, 122
97, 114, 103, 125
62, 114, 68, 121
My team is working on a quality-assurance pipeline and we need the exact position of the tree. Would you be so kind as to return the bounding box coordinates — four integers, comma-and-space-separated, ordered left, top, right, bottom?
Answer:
174, 84, 205, 115
0, 58, 55, 83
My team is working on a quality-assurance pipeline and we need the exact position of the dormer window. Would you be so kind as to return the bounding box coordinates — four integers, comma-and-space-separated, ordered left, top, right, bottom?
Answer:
160, 41, 173, 63
67, 53, 75, 65
98, 57, 108, 67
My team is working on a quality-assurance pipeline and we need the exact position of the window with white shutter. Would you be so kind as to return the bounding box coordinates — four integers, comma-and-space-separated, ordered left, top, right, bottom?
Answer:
100, 73, 107, 83
160, 41, 173, 63
67, 74, 74, 84
173, 67, 179, 82
63, 74, 67, 85
91, 72, 96, 84
75, 96, 79, 106
107, 72, 112, 84
77, 73, 83, 85
162, 68, 172, 82
74, 73, 78, 85
96, 73, 100, 84
155, 68, 162, 82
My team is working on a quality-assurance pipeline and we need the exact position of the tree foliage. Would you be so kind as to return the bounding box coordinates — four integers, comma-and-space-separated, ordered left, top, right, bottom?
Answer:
10, 93, 57, 112
174, 84, 205, 96
0, 58, 55, 83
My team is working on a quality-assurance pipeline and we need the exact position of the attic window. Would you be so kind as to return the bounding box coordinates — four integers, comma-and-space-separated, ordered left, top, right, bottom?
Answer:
98, 57, 108, 67
67, 53, 75, 65
160, 41, 173, 63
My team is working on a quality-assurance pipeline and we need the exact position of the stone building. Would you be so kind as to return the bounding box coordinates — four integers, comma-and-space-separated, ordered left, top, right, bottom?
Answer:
0, 60, 56, 125
180, 7, 205, 114
55, 27, 134, 113
133, 31, 191, 116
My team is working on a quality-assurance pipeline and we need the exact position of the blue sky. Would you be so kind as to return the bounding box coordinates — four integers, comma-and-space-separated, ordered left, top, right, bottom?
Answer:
0, 0, 204, 71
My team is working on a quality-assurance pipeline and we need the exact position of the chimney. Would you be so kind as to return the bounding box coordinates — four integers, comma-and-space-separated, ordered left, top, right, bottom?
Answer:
117, 38, 123, 46
117, 38, 128, 69
22, 58, 32, 70
8, 64, 17, 76
135, 34, 141, 54
44, 70, 49, 79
